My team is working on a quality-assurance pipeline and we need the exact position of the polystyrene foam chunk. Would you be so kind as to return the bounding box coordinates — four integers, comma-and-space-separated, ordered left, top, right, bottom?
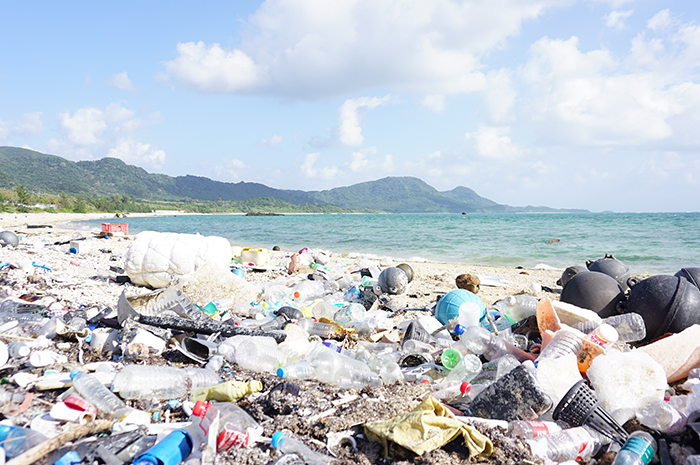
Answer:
587, 351, 667, 422
552, 300, 601, 327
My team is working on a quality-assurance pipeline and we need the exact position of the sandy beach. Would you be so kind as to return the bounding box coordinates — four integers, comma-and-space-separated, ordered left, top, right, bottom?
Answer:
0, 211, 565, 310
0, 212, 574, 465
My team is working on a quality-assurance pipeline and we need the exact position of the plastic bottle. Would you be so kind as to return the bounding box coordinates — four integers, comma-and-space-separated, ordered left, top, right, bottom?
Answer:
458, 325, 533, 362
0, 425, 48, 459
111, 365, 189, 400
443, 353, 483, 383
296, 318, 344, 339
8, 342, 30, 358
636, 397, 686, 433
536, 329, 583, 361
494, 295, 539, 324
333, 303, 366, 328
574, 313, 647, 343
507, 420, 562, 439
586, 323, 619, 349
134, 401, 217, 465
306, 342, 381, 389
530, 426, 601, 463
278, 361, 316, 380
193, 400, 261, 450
182, 367, 222, 390
366, 353, 403, 385
0, 387, 25, 410
235, 338, 285, 373
612, 431, 657, 465
70, 370, 126, 414
432, 381, 471, 401
292, 281, 326, 304
271, 432, 332, 465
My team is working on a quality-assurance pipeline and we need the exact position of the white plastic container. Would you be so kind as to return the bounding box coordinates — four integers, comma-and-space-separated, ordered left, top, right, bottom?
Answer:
240, 248, 270, 266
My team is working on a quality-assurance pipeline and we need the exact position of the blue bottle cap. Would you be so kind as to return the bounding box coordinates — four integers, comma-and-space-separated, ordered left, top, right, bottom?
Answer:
271, 432, 286, 449
277, 368, 287, 378
454, 324, 465, 335
69, 369, 82, 380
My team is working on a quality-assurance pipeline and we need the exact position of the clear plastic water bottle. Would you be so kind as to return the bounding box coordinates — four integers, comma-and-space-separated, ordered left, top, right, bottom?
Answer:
432, 381, 471, 401
271, 432, 332, 465
536, 329, 583, 361
530, 426, 601, 462
458, 325, 532, 362
0, 425, 47, 459
574, 313, 647, 343
612, 431, 657, 465
70, 370, 126, 413
636, 397, 686, 433
278, 361, 316, 380
507, 420, 562, 439
8, 341, 30, 358
292, 281, 325, 304
494, 295, 538, 324
111, 365, 188, 400
236, 338, 285, 373
306, 342, 381, 389
296, 318, 343, 338
182, 367, 222, 390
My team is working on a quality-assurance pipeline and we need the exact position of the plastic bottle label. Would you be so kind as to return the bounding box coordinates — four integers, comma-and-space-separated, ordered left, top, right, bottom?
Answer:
588, 329, 613, 348
622, 437, 654, 465
217, 428, 250, 450
527, 421, 553, 438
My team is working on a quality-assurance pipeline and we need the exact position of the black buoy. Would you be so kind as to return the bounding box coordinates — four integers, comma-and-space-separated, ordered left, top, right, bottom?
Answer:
586, 254, 631, 292
560, 271, 626, 318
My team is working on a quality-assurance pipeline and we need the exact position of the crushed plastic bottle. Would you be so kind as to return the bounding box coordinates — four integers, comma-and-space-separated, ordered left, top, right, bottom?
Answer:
529, 426, 602, 463
70, 370, 126, 414
493, 295, 538, 324
193, 400, 262, 450
0, 425, 48, 459
271, 432, 333, 465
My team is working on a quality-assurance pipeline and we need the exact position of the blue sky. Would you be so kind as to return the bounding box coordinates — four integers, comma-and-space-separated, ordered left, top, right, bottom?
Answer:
2, 1, 700, 212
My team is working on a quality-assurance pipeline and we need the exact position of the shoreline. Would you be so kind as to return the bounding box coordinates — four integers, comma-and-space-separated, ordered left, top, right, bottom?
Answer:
0, 211, 566, 308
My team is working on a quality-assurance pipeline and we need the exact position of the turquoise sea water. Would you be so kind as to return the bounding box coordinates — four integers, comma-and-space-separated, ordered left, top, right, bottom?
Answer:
72, 212, 700, 275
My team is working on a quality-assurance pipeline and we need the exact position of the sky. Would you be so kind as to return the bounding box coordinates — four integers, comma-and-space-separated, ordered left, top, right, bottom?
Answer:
1, 1, 700, 212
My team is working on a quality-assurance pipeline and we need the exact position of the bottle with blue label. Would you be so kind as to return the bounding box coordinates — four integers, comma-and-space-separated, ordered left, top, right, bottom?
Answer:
612, 431, 657, 465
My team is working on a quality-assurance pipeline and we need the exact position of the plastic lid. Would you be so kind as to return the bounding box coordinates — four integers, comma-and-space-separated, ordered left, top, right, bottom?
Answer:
460, 382, 472, 395
271, 432, 285, 449
64, 396, 97, 415
277, 367, 287, 378
192, 400, 207, 417
69, 369, 82, 380
453, 324, 465, 335
597, 323, 619, 344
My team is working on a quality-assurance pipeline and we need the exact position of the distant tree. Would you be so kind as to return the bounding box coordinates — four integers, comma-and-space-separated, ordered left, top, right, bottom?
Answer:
58, 192, 71, 210
72, 195, 87, 213
15, 185, 31, 205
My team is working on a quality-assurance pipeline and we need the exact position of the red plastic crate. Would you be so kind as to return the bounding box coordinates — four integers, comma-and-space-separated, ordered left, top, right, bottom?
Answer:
101, 223, 128, 235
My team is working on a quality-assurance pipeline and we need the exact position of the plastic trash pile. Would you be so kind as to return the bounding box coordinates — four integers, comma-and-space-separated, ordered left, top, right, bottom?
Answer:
2, 228, 700, 465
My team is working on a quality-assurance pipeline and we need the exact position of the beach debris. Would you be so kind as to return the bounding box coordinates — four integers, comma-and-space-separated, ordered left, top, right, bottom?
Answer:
3, 227, 700, 465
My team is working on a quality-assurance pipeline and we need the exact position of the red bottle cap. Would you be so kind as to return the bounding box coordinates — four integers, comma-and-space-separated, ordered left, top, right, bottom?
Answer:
460, 382, 472, 395
192, 400, 209, 417
64, 396, 98, 416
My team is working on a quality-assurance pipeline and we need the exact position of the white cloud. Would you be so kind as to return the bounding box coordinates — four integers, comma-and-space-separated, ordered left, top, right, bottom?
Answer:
647, 9, 673, 31
346, 147, 376, 172
260, 135, 283, 146
160, 0, 566, 98
55, 107, 107, 146
468, 124, 523, 160
604, 10, 634, 30
428, 151, 442, 160
422, 95, 446, 113
215, 158, 249, 180
107, 72, 136, 91
0, 112, 43, 142
45, 103, 165, 170
107, 138, 166, 169
338, 96, 389, 147
300, 152, 338, 180
483, 69, 517, 122
160, 42, 267, 93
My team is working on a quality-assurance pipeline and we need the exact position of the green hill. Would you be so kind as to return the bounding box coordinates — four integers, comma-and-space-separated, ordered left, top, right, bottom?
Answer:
0, 146, 586, 213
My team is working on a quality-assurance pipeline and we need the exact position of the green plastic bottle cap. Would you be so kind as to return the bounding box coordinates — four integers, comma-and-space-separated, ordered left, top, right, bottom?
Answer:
441, 348, 462, 370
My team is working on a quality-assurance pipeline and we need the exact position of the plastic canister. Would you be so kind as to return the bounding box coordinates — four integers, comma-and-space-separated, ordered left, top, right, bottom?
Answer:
240, 248, 270, 266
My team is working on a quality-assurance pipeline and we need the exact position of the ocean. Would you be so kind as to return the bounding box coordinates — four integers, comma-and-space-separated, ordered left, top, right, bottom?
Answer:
72, 212, 700, 275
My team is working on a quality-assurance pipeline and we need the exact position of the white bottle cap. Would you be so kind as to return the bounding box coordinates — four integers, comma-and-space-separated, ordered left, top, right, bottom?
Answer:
589, 323, 619, 347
